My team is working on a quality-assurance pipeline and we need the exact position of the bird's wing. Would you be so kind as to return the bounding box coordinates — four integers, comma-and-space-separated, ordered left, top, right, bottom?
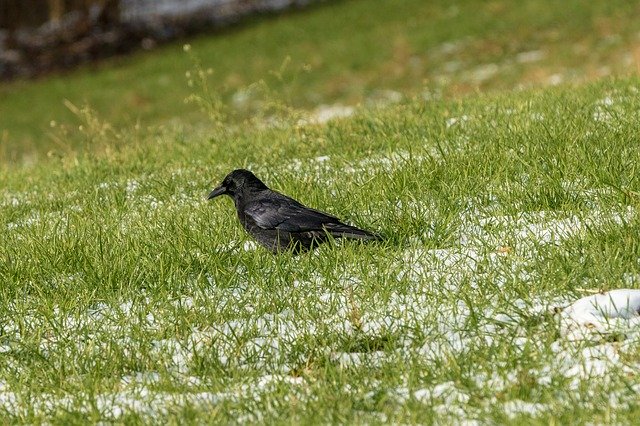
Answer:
244, 194, 341, 232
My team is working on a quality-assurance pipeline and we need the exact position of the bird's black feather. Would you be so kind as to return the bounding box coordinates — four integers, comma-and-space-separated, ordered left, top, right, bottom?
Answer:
208, 169, 382, 253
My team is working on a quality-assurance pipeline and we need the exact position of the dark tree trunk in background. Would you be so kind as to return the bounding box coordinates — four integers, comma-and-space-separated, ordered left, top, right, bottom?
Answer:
97, 0, 121, 26
0, 0, 121, 31
2, 0, 50, 48
1, 1, 50, 29
48, 0, 64, 22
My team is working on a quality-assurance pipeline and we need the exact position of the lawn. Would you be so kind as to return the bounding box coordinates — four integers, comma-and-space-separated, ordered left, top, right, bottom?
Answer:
1, 0, 639, 163
1, 0, 640, 423
1, 78, 640, 422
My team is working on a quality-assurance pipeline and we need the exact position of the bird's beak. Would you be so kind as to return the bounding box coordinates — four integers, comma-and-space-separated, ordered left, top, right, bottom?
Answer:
207, 185, 226, 200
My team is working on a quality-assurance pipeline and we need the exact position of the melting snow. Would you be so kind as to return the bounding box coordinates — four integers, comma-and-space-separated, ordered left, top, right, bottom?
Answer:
560, 289, 640, 340
309, 104, 355, 124
2, 151, 639, 421
515, 50, 546, 64
446, 115, 470, 128
503, 400, 547, 418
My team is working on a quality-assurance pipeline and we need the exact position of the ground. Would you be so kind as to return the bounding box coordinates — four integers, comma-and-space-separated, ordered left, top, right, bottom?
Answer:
1, 0, 640, 423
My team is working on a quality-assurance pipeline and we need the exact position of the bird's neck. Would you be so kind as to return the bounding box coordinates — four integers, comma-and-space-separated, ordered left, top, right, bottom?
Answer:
234, 187, 264, 206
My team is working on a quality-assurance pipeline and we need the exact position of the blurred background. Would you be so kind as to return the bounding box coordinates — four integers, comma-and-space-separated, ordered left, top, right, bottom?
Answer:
0, 0, 316, 79
1, 0, 640, 164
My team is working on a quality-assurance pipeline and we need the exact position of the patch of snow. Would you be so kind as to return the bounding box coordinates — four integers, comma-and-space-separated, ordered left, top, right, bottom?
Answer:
503, 400, 547, 418
309, 104, 355, 124
564, 345, 620, 378
121, 372, 161, 385
597, 96, 614, 106
0, 392, 18, 411
414, 382, 470, 405
469, 63, 499, 83
126, 179, 140, 196
443, 60, 463, 73
593, 109, 613, 122
560, 289, 640, 340
548, 74, 563, 85
437, 40, 465, 55
330, 351, 387, 368
367, 89, 403, 106
446, 115, 470, 128
516, 50, 546, 63
243, 241, 259, 251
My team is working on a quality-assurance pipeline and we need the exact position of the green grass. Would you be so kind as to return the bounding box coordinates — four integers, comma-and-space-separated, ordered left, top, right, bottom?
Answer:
2, 0, 640, 163
1, 77, 640, 422
2, 0, 640, 422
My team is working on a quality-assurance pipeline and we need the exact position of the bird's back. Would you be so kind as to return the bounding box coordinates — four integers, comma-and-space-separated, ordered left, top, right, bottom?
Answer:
237, 189, 379, 252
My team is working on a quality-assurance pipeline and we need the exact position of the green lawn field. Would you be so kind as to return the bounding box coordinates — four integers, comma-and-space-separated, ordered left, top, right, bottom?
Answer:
1, 0, 639, 163
1, 0, 640, 423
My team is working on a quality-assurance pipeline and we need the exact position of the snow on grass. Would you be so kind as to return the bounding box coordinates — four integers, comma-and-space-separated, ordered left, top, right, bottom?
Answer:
280, 150, 434, 185
503, 400, 547, 418
4, 195, 637, 419
560, 289, 640, 340
1, 150, 639, 421
446, 115, 470, 128
0, 374, 306, 420
414, 382, 470, 405
309, 104, 355, 124
515, 50, 546, 64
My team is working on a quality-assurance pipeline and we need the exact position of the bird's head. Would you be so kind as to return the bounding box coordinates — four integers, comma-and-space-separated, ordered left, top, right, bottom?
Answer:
208, 169, 268, 200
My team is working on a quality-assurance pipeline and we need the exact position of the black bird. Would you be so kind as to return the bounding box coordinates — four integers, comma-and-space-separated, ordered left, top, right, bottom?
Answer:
208, 169, 382, 253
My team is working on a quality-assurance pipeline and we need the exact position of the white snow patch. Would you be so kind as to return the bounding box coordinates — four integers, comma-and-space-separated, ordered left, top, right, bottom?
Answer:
367, 89, 403, 105
548, 74, 563, 85
593, 109, 613, 122
530, 112, 545, 121
446, 115, 470, 128
436, 40, 465, 55
0, 373, 306, 419
243, 241, 259, 251
560, 289, 640, 340
598, 96, 615, 106
309, 104, 355, 124
563, 345, 620, 378
330, 351, 387, 368
414, 382, 470, 405
516, 50, 546, 63
503, 400, 547, 418
469, 63, 499, 82
126, 179, 140, 196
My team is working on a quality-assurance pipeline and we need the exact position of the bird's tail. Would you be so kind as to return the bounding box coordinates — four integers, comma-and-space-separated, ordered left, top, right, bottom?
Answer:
324, 223, 384, 242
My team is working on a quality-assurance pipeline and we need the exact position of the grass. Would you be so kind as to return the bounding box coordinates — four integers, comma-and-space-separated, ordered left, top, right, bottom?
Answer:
1, 0, 640, 163
1, 77, 640, 422
2, 0, 640, 422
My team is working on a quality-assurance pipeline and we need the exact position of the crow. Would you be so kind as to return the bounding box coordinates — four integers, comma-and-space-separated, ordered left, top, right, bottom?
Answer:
208, 169, 382, 253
